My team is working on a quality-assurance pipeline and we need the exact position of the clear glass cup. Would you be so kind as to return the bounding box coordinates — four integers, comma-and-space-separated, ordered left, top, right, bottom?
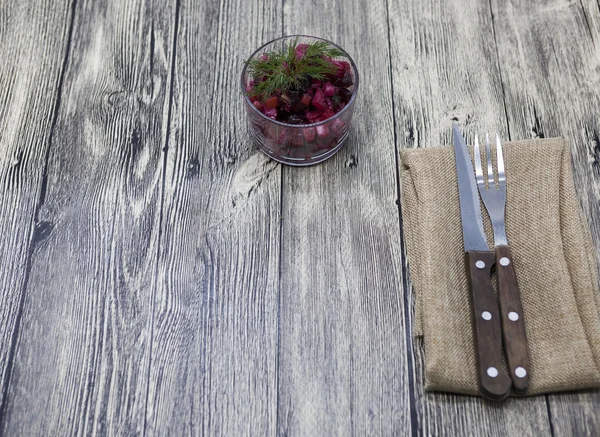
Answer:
241, 35, 359, 166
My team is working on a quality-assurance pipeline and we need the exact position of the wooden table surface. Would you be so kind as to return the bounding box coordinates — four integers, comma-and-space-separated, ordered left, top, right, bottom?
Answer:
1, 0, 600, 435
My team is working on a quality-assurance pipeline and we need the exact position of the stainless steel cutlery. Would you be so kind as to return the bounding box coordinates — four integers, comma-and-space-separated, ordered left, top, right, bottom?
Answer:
452, 123, 530, 400
474, 133, 530, 395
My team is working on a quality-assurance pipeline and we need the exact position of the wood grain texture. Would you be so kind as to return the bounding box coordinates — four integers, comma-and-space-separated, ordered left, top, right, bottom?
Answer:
0, 0, 178, 435
388, 0, 552, 435
143, 0, 282, 435
0, 0, 75, 418
278, 0, 411, 436
495, 245, 530, 395
0, 0, 598, 435
490, 0, 600, 434
465, 251, 512, 401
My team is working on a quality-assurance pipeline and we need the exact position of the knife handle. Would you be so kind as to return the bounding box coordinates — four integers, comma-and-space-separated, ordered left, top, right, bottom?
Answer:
495, 245, 530, 394
465, 251, 511, 401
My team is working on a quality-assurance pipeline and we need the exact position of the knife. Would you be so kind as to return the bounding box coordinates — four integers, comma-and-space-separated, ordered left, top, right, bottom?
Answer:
452, 122, 511, 401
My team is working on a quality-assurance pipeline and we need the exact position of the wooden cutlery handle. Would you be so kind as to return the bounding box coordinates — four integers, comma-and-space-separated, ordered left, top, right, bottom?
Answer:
465, 251, 511, 401
495, 245, 530, 394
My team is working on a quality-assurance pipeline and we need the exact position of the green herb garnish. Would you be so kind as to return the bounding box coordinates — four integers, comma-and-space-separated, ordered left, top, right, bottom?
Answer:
246, 38, 344, 100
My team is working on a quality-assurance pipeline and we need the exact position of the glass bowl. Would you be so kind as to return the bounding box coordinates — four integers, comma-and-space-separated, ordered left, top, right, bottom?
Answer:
241, 35, 359, 166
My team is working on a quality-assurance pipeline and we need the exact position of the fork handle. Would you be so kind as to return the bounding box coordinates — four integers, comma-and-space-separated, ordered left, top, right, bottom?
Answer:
465, 251, 512, 401
495, 245, 530, 394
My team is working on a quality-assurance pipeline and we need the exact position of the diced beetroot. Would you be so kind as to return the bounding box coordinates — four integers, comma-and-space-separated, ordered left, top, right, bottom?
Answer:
304, 110, 321, 123
321, 109, 335, 121
278, 130, 289, 144
295, 43, 309, 59
339, 87, 353, 102
259, 54, 269, 61
289, 130, 305, 147
290, 102, 305, 113
331, 60, 344, 71
330, 60, 350, 80
316, 124, 332, 139
278, 130, 301, 153
312, 88, 327, 111
323, 82, 336, 97
264, 96, 279, 109
276, 132, 296, 156
252, 100, 264, 111
303, 127, 317, 143
286, 91, 301, 107
341, 71, 353, 87
249, 49, 353, 128
264, 107, 278, 119
331, 59, 347, 69
311, 137, 337, 152
264, 123, 280, 140
301, 93, 312, 106
330, 118, 346, 135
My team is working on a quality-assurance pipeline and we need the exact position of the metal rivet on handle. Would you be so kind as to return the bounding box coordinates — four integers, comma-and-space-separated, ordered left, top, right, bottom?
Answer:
515, 367, 527, 378
476, 260, 485, 269
481, 311, 492, 321
508, 311, 519, 321
487, 367, 499, 378
499, 257, 510, 266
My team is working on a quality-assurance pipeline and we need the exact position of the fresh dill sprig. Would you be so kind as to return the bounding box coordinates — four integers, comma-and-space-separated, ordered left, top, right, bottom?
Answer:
245, 38, 344, 100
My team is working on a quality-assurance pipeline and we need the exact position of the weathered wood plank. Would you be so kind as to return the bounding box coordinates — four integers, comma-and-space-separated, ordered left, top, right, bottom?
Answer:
143, 0, 281, 435
387, 0, 552, 435
0, 0, 75, 420
277, 1, 411, 436
0, 0, 178, 435
490, 0, 600, 435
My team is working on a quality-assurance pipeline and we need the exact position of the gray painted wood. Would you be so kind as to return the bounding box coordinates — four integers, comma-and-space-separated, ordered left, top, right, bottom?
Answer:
490, 0, 600, 435
0, 0, 178, 435
0, 0, 74, 418
143, 0, 282, 435
0, 0, 599, 435
388, 0, 552, 435
277, 1, 412, 436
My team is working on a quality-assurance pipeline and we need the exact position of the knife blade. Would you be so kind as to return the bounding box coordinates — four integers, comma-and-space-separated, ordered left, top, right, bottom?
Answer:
452, 122, 511, 401
452, 125, 488, 252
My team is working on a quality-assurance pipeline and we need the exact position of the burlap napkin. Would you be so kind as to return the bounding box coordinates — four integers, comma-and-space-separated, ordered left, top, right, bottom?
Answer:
399, 138, 600, 396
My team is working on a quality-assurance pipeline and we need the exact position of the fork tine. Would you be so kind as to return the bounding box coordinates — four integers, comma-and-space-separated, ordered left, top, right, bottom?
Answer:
485, 133, 494, 188
474, 134, 484, 187
496, 134, 506, 186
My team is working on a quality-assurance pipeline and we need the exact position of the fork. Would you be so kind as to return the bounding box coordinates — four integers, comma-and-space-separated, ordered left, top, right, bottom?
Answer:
474, 134, 530, 394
